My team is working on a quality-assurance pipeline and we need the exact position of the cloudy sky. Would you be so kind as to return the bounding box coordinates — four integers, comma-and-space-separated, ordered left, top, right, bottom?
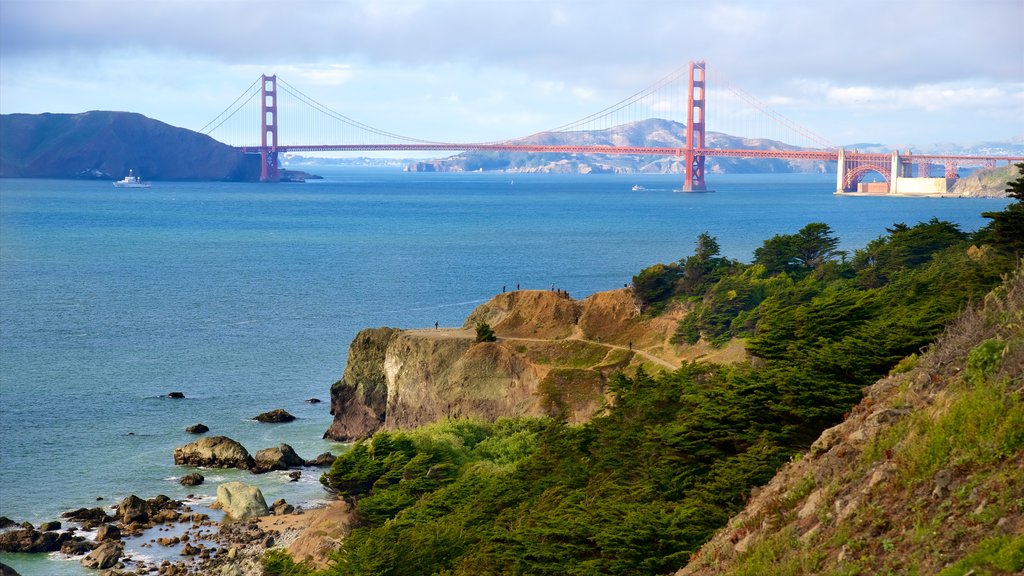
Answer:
1, 0, 1022, 150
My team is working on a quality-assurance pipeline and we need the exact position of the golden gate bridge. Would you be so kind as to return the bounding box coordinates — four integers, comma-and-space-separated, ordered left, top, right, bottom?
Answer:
200, 61, 1022, 192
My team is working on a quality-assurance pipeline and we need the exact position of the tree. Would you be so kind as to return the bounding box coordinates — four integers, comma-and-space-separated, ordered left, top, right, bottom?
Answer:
853, 218, 966, 288
475, 322, 497, 342
978, 162, 1024, 257
679, 232, 725, 295
632, 262, 682, 308
753, 223, 843, 276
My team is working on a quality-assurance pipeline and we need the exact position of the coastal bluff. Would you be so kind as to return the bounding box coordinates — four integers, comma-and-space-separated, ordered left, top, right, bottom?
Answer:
324, 288, 745, 441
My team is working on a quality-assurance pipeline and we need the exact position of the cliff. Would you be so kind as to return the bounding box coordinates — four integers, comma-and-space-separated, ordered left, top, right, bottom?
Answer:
948, 164, 1020, 197
324, 288, 746, 441
677, 267, 1024, 575
0, 111, 255, 180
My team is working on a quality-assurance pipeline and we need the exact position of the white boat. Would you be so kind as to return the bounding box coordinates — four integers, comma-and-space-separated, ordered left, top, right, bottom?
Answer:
631, 185, 645, 191
113, 169, 151, 188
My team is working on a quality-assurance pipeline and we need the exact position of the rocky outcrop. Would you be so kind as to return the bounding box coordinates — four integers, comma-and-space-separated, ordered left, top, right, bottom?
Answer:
253, 444, 306, 473
180, 472, 205, 486
324, 327, 400, 440
253, 409, 295, 423
185, 423, 209, 434
0, 561, 22, 576
325, 289, 695, 441
61, 506, 111, 528
305, 452, 337, 467
173, 436, 255, 470
217, 482, 269, 521
0, 528, 72, 553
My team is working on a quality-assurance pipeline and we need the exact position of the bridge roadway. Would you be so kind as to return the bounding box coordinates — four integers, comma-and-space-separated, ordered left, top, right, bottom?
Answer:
238, 143, 1021, 166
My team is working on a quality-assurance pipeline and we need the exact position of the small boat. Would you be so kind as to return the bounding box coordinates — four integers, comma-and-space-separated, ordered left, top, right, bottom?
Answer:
113, 169, 151, 188
631, 185, 645, 191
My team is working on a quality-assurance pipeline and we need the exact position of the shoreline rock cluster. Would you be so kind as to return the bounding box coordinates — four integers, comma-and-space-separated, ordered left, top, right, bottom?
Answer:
0, 487, 335, 575
172, 435, 335, 474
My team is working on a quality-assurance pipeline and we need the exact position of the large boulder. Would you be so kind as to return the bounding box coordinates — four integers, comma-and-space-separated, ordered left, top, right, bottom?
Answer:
180, 472, 205, 486
253, 409, 295, 423
305, 452, 337, 467
216, 482, 269, 521
185, 423, 210, 434
95, 524, 121, 542
81, 540, 123, 569
253, 444, 306, 473
0, 561, 22, 576
173, 436, 255, 470
116, 495, 152, 525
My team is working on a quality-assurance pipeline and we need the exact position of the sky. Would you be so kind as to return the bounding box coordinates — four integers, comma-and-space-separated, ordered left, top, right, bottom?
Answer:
1, 0, 1022, 152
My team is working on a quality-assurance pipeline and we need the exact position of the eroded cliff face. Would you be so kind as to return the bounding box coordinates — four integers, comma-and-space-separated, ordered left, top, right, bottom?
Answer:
324, 289, 699, 441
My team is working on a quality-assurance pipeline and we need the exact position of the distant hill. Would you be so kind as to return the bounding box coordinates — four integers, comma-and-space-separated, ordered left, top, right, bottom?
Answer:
0, 111, 257, 181
406, 118, 833, 174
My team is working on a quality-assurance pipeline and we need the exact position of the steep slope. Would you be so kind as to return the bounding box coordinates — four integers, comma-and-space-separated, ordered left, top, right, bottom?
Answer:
324, 288, 741, 441
0, 111, 253, 180
678, 267, 1023, 575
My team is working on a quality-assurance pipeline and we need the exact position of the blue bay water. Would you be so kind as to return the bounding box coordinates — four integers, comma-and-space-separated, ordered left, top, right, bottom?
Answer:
0, 169, 1010, 574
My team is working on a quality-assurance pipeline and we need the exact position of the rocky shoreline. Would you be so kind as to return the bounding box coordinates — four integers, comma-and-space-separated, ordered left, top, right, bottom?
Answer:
0, 413, 343, 576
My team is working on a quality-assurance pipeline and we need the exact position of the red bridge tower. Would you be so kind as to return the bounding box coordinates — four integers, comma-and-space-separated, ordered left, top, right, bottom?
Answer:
260, 74, 279, 182
683, 60, 707, 192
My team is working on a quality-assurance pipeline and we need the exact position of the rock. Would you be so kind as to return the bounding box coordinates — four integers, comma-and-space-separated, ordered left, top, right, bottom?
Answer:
0, 517, 14, 529
0, 528, 70, 553
288, 471, 302, 482
81, 540, 123, 569
185, 423, 209, 434
116, 495, 153, 525
216, 482, 269, 520
305, 452, 337, 467
37, 521, 61, 531
62, 506, 112, 527
253, 443, 305, 473
274, 503, 295, 515
61, 538, 95, 555
253, 408, 295, 423
95, 524, 121, 542
167, 392, 185, 399
0, 561, 23, 576
173, 436, 255, 470
305, 398, 322, 404
180, 472, 205, 486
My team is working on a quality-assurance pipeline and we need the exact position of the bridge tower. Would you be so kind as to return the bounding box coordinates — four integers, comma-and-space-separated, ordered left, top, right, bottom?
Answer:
260, 74, 279, 182
683, 60, 707, 192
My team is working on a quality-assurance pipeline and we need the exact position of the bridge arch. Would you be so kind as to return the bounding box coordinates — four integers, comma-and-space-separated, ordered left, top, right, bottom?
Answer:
844, 163, 890, 192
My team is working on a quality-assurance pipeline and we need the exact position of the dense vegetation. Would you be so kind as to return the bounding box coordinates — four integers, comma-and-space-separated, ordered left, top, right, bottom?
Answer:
271, 166, 1023, 576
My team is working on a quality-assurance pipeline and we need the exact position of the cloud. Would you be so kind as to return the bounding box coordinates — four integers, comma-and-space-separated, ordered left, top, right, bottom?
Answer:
1, 0, 1021, 145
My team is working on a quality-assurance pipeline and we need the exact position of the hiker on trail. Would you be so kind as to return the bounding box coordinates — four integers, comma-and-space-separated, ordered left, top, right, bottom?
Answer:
503, 285, 506, 293
435, 321, 439, 329
629, 341, 633, 351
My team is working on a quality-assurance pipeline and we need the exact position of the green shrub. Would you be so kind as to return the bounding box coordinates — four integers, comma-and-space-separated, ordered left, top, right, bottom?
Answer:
475, 322, 496, 342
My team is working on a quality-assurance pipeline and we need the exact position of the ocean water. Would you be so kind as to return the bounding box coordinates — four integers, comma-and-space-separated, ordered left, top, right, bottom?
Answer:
0, 168, 1010, 574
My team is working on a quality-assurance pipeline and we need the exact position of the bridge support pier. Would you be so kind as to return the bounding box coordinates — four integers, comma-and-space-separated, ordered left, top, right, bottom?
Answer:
835, 149, 847, 193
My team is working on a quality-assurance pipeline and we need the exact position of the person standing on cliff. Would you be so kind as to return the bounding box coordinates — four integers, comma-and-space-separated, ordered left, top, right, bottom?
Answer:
435, 321, 438, 329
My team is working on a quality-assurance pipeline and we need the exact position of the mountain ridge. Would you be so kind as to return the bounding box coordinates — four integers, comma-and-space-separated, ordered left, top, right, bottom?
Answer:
0, 111, 256, 181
